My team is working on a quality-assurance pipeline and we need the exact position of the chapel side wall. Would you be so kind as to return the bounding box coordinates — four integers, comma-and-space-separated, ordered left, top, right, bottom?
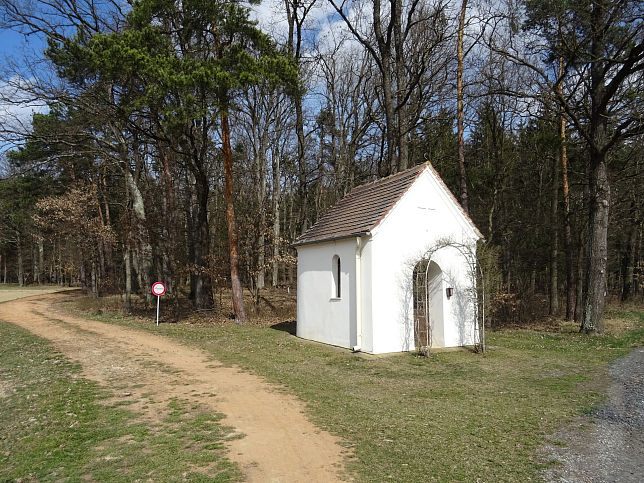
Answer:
296, 239, 356, 349
359, 237, 374, 353
369, 169, 479, 354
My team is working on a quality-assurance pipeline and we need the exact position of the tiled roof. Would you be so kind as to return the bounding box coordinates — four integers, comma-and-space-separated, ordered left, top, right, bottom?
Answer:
294, 164, 425, 246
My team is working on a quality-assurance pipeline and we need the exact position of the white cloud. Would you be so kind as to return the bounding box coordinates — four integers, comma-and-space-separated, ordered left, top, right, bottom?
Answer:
249, 0, 346, 51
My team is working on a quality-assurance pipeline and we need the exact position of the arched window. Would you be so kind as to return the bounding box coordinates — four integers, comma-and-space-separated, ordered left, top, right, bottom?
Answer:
332, 255, 341, 298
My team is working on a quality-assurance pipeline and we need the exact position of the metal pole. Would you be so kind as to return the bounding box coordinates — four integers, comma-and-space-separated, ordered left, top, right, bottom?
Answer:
156, 295, 160, 326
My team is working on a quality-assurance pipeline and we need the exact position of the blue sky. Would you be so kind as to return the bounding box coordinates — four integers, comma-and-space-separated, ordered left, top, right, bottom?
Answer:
0, 26, 48, 154
0, 28, 22, 52
0, 24, 46, 61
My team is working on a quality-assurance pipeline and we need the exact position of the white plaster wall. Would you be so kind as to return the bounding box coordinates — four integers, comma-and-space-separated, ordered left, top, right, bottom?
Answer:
296, 238, 356, 349
358, 237, 374, 353
368, 168, 479, 353
433, 245, 478, 347
428, 262, 445, 348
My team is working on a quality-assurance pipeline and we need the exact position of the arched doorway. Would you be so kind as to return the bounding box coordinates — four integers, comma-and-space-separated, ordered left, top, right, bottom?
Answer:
413, 259, 444, 353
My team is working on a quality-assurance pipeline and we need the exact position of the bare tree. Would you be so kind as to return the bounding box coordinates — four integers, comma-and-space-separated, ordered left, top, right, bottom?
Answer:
315, 39, 379, 197
285, 0, 318, 232
486, 0, 644, 331
456, 0, 469, 213
328, 0, 453, 174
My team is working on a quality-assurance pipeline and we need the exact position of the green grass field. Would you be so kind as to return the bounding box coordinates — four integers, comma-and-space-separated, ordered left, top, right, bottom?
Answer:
2, 290, 642, 482
79, 299, 643, 482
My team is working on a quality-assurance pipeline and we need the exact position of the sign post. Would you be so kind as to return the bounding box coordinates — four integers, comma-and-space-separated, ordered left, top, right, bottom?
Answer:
151, 282, 166, 326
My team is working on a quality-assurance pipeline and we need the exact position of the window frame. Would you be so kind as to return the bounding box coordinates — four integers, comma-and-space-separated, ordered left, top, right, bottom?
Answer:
332, 255, 341, 299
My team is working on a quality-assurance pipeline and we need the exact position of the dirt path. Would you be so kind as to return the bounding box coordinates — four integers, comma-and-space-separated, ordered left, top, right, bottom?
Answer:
0, 293, 347, 482
542, 347, 644, 482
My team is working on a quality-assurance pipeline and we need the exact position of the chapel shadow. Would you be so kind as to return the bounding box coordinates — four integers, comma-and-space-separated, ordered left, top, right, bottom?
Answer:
271, 320, 297, 335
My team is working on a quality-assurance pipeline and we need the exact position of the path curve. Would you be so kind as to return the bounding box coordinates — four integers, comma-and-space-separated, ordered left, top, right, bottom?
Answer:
0, 293, 347, 482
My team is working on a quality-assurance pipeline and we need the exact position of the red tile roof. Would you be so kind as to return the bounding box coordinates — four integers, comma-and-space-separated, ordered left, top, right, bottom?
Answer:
294, 162, 483, 246
294, 164, 425, 246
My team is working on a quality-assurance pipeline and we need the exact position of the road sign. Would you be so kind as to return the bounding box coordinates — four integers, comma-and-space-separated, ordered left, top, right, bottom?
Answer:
151, 282, 166, 326
152, 282, 166, 296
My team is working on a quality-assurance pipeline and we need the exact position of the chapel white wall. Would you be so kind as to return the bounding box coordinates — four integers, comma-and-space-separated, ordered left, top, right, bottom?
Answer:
296, 238, 356, 349
368, 168, 479, 353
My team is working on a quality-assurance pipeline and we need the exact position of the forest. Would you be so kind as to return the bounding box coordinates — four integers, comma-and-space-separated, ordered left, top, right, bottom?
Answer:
0, 0, 641, 331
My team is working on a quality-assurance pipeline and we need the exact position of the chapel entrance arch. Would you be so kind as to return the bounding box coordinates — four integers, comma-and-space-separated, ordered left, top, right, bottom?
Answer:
413, 259, 445, 353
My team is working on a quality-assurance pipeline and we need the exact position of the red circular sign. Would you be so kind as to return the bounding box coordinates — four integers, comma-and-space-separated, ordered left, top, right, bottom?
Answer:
151, 282, 166, 296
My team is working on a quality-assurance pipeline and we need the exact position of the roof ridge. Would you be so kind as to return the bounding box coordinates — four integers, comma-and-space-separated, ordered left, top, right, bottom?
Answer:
344, 163, 425, 197
294, 163, 428, 246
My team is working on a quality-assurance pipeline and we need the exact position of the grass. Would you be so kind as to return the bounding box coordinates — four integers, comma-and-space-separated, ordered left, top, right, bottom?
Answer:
68, 292, 644, 482
0, 283, 53, 290
0, 284, 76, 303
0, 320, 242, 482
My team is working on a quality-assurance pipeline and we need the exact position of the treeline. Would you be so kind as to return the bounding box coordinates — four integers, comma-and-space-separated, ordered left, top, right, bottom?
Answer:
0, 0, 642, 329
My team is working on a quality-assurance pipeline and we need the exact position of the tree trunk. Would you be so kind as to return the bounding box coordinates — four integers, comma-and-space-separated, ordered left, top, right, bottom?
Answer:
314, 122, 325, 217
101, 169, 114, 284
32, 239, 37, 284
574, 243, 585, 322
38, 237, 44, 285
159, 142, 176, 292
221, 108, 247, 324
555, 54, 574, 320
185, 169, 198, 300
456, 0, 469, 213
549, 150, 559, 315
635, 226, 642, 298
295, 94, 309, 232
621, 202, 638, 301
380, 70, 396, 173
393, 0, 408, 171
272, 148, 281, 287
124, 169, 153, 305
124, 242, 132, 312
79, 250, 87, 292
256, 208, 266, 290
285, 1, 308, 234
560, 103, 574, 319
373, 0, 397, 174
48, 241, 54, 284
287, 181, 295, 287
132, 246, 143, 294
580, 3, 610, 334
255, 122, 268, 291
91, 257, 98, 298
109, 122, 153, 303
581, 147, 609, 333
17, 232, 24, 287
191, 165, 214, 310
58, 240, 64, 286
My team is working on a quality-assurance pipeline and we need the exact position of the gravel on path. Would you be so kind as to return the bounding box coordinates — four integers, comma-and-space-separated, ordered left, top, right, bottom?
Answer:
542, 347, 644, 482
